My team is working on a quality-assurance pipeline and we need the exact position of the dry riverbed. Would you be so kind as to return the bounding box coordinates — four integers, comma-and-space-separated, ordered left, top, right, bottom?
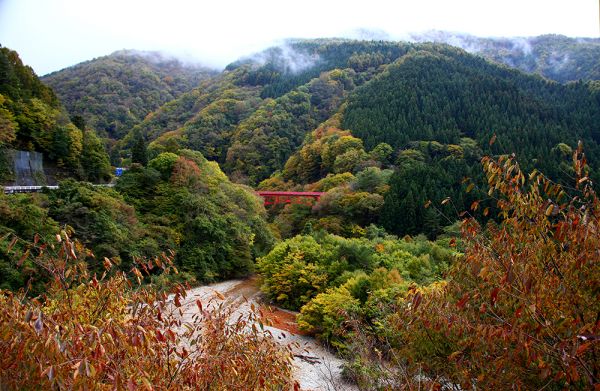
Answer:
177, 277, 358, 391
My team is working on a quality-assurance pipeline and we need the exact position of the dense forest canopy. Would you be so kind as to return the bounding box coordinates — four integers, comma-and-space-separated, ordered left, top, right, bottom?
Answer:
0, 45, 111, 182
42, 50, 217, 139
88, 38, 600, 239
410, 31, 600, 82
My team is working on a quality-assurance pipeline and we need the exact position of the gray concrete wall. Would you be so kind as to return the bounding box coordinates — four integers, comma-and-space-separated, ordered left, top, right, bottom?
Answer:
10, 150, 47, 186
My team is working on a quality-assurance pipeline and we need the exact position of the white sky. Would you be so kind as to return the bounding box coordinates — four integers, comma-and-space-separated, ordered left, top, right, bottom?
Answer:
0, 0, 598, 75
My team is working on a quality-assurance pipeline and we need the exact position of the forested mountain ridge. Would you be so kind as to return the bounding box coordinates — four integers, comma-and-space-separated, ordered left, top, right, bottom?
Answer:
272, 44, 600, 237
127, 39, 600, 183
342, 47, 600, 167
410, 31, 600, 82
126, 40, 420, 180
42, 50, 217, 139
12, 37, 599, 239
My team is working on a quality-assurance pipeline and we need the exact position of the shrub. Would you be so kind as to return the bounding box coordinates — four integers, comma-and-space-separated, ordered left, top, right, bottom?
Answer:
0, 233, 293, 389
388, 150, 600, 389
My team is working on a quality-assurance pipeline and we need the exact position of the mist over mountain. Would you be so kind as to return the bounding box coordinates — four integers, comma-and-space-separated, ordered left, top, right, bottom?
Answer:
42, 50, 217, 139
40, 32, 599, 151
116, 38, 600, 192
408, 31, 600, 82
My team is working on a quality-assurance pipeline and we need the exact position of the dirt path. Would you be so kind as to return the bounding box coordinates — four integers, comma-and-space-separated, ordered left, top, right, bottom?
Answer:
181, 278, 358, 391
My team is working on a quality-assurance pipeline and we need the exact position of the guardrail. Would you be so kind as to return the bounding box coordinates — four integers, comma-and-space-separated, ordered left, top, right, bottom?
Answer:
3, 184, 114, 194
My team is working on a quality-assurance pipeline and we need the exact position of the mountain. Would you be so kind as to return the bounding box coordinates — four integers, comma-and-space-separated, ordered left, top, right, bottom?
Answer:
127, 40, 415, 177
409, 31, 600, 83
42, 50, 217, 139
0, 45, 111, 183
28, 37, 600, 236
117, 38, 600, 239
127, 39, 600, 182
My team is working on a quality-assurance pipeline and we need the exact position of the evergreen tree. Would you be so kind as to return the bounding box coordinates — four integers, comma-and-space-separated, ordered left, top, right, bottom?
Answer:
71, 115, 86, 131
131, 130, 148, 166
81, 130, 111, 182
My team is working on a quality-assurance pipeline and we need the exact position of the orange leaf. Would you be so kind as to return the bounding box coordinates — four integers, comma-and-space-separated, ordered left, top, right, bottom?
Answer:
214, 290, 225, 300
17, 250, 29, 266
412, 292, 422, 311
576, 342, 591, 356
448, 351, 462, 361
7, 235, 18, 252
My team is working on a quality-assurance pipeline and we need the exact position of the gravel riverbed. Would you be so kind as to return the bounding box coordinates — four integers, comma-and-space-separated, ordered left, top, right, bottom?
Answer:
178, 278, 358, 391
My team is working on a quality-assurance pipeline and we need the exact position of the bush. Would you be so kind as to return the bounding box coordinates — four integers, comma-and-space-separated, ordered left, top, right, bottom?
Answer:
257, 232, 454, 312
0, 233, 293, 389
117, 149, 275, 283
382, 151, 600, 389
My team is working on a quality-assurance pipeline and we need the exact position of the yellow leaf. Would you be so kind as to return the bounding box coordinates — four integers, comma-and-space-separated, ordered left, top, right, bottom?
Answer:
448, 351, 462, 361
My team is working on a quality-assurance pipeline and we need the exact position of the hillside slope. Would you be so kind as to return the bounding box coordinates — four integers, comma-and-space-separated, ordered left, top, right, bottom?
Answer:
42, 50, 217, 139
0, 45, 111, 183
128, 39, 600, 186
410, 31, 600, 82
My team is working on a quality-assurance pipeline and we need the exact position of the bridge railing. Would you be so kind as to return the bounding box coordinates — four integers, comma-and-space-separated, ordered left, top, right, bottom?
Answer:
256, 191, 325, 206
3, 185, 59, 194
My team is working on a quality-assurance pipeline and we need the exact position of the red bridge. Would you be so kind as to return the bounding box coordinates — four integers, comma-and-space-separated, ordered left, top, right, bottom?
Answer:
256, 191, 324, 206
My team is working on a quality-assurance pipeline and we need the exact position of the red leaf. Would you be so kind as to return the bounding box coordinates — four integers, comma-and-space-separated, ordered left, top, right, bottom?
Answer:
412, 292, 422, 311
7, 235, 18, 252
576, 342, 591, 356
490, 287, 500, 305
156, 330, 165, 342
515, 306, 523, 318
456, 294, 469, 310
489, 133, 497, 146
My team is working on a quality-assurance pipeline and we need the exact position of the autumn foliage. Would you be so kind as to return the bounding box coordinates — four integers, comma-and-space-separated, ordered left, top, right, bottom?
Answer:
390, 147, 599, 389
0, 233, 293, 389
